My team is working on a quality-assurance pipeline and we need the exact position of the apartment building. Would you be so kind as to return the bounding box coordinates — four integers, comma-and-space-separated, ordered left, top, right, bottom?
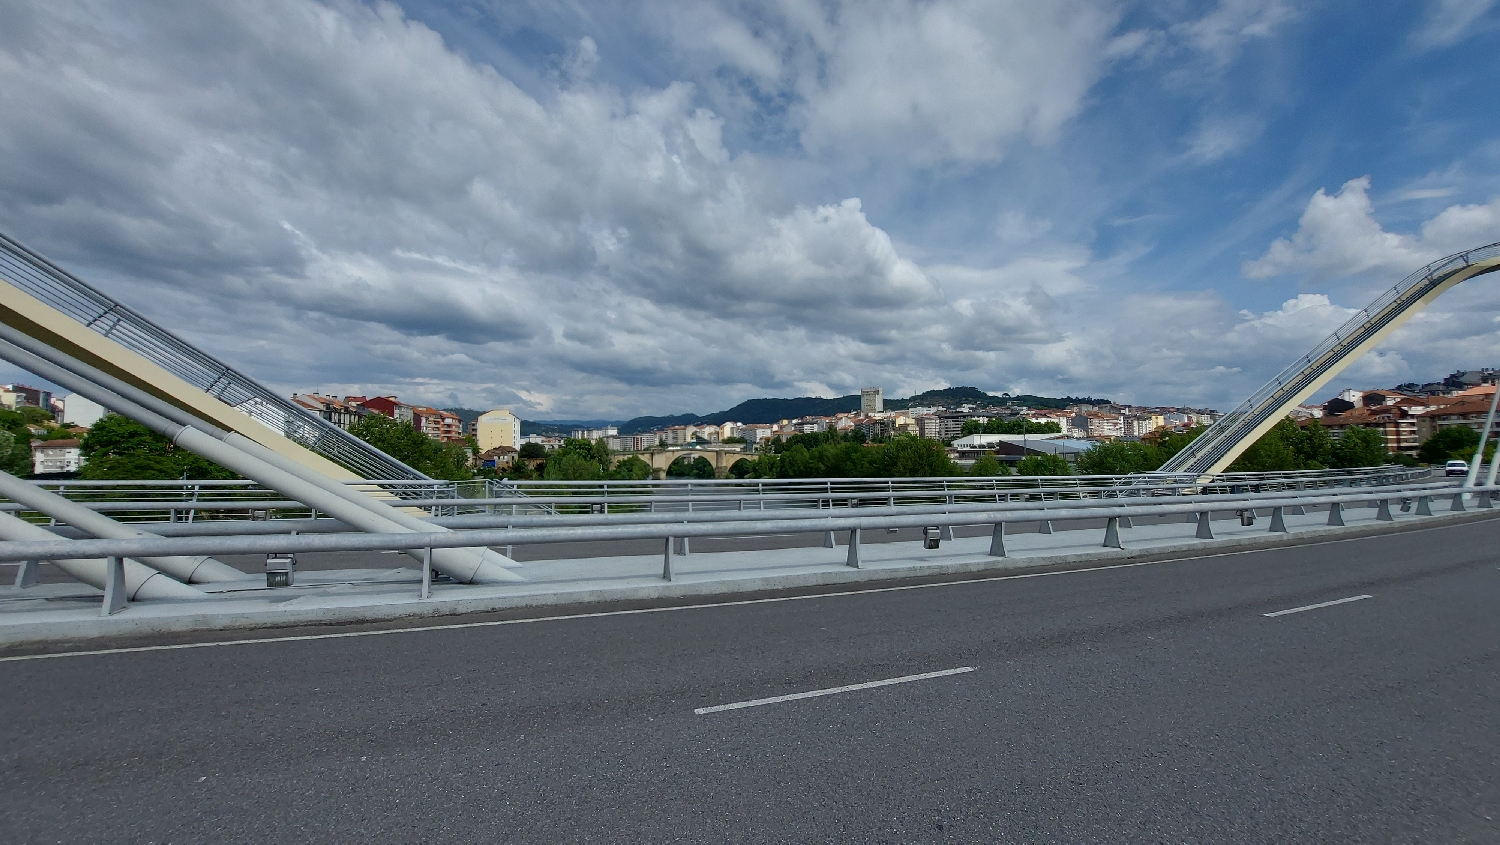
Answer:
31, 438, 82, 474
606, 432, 661, 452
351, 395, 414, 424
411, 406, 464, 442
572, 425, 619, 441
291, 393, 365, 430
475, 409, 522, 452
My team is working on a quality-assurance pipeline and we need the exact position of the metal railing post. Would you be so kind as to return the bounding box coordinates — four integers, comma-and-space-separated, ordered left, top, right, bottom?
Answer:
13, 558, 39, 588
1038, 519, 1053, 535
420, 545, 432, 599
1376, 500, 1394, 521
1269, 507, 1288, 533
845, 527, 861, 568
662, 537, 673, 581
988, 523, 1006, 557
101, 555, 127, 616
824, 530, 836, 548
1196, 511, 1214, 539
1452, 492, 1467, 512
1103, 517, 1122, 549
1327, 502, 1345, 526
1416, 496, 1433, 516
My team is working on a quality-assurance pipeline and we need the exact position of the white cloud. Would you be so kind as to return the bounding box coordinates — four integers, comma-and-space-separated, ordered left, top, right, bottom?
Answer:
0, 0, 1085, 417
1244, 176, 1500, 279
1170, 0, 1299, 67
1410, 0, 1498, 50
1184, 114, 1264, 163
666, 0, 1131, 164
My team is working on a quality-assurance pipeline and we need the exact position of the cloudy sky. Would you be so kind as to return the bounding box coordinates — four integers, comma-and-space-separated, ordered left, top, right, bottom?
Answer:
1, 0, 1498, 419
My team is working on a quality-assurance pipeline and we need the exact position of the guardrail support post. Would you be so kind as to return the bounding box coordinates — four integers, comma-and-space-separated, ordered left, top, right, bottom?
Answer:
1479, 492, 1494, 509
1327, 502, 1345, 526
846, 528, 861, 568
1038, 520, 1053, 535
101, 556, 126, 616
988, 523, 1006, 557
939, 525, 953, 541
420, 545, 432, 599
675, 536, 691, 556
1103, 517, 1122, 549
1119, 515, 1133, 528
1416, 495, 1432, 516
1269, 507, 1287, 533
14, 557, 39, 588
662, 537, 673, 581
1289, 504, 1306, 515
1376, 499, 1394, 521
1196, 512, 1213, 539
1451, 492, 1466, 512
823, 530, 836, 548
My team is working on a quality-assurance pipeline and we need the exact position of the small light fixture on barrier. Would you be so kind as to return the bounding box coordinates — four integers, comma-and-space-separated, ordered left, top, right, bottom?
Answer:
923, 526, 942, 549
265, 553, 296, 587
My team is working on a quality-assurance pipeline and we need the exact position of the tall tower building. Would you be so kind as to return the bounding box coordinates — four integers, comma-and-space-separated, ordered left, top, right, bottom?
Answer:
860, 387, 883, 414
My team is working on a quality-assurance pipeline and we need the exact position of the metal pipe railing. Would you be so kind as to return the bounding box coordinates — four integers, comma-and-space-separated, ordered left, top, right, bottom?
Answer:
1, 483, 1487, 564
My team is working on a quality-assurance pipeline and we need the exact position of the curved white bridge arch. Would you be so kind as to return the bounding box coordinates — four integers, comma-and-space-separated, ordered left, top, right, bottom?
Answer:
1161, 241, 1500, 476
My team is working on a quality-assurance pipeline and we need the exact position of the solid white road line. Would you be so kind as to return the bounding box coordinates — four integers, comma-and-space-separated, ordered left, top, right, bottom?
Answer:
694, 667, 975, 715
1264, 594, 1373, 617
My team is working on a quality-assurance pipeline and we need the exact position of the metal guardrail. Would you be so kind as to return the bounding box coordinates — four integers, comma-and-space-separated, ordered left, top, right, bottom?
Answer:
1162, 241, 1500, 474
3, 467, 1435, 524
0, 230, 425, 481
12, 478, 1493, 617
2, 482, 1489, 568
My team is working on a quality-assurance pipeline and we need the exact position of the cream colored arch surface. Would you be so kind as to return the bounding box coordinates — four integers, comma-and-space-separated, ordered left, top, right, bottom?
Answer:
1161, 242, 1500, 476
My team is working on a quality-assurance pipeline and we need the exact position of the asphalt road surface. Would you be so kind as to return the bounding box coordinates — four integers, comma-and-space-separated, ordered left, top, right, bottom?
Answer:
3, 517, 1498, 841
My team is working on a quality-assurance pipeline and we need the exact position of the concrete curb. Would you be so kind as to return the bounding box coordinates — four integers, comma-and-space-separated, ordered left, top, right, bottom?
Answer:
4, 507, 1496, 649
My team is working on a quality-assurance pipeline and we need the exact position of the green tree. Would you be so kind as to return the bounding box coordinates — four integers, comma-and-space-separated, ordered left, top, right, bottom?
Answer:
984, 418, 1062, 435
517, 442, 548, 460
1147, 425, 1207, 464
14, 405, 53, 426
611, 455, 652, 480
1418, 426, 1480, 464
968, 454, 1009, 477
77, 414, 235, 480
1289, 420, 1332, 468
1228, 418, 1302, 472
727, 458, 755, 479
667, 455, 715, 478
960, 419, 985, 438
1015, 453, 1072, 476
1076, 440, 1161, 474
349, 413, 473, 480
543, 438, 611, 480
873, 434, 958, 477
1329, 426, 1388, 468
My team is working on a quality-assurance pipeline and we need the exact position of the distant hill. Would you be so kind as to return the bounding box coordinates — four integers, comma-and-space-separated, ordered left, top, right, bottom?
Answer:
609, 386, 1112, 433
888, 386, 1110, 411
